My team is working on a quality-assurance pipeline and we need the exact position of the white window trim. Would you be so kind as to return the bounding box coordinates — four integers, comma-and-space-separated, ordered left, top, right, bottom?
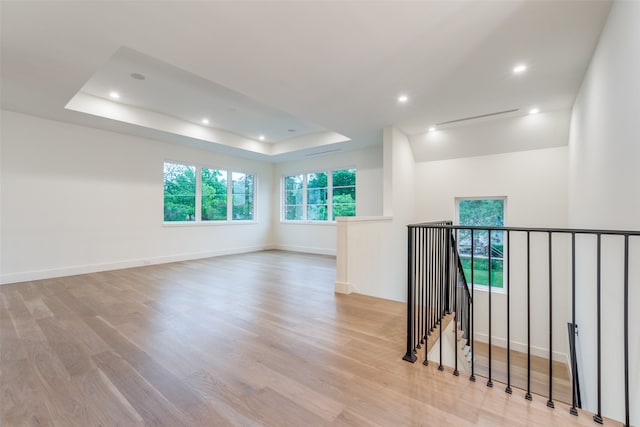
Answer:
454, 196, 508, 294
280, 167, 356, 223
163, 160, 257, 225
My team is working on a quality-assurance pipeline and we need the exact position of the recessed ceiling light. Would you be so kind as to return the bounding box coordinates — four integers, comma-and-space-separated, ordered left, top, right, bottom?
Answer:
288, 129, 296, 133
529, 108, 539, 115
398, 95, 409, 103
109, 91, 120, 99
201, 118, 209, 124
428, 126, 437, 132
513, 64, 527, 74
259, 135, 265, 141
130, 73, 145, 80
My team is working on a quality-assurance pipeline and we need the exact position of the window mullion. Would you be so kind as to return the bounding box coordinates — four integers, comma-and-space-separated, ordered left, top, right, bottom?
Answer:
328, 171, 333, 222
195, 166, 202, 222
280, 177, 284, 221
227, 171, 232, 221
302, 175, 308, 221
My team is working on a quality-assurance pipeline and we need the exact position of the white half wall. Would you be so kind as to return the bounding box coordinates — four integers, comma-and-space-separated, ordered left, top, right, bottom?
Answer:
335, 127, 417, 302
271, 146, 383, 255
0, 110, 274, 284
568, 1, 640, 423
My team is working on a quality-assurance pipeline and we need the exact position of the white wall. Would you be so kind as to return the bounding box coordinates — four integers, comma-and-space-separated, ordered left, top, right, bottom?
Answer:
414, 147, 570, 362
410, 109, 571, 162
271, 146, 383, 255
415, 147, 569, 227
0, 110, 274, 283
568, 1, 640, 422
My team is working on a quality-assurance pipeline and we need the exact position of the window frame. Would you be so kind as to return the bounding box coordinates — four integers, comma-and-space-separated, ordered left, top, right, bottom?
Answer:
163, 160, 257, 225
163, 161, 197, 223
281, 167, 356, 223
282, 174, 305, 222
454, 196, 507, 293
331, 168, 357, 221
230, 171, 255, 221
201, 167, 229, 222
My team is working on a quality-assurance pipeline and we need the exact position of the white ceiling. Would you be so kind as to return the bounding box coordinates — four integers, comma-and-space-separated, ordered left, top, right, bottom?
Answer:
72, 47, 337, 143
0, 1, 612, 161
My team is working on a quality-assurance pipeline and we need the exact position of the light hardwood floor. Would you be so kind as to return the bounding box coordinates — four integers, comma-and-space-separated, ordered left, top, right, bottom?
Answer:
472, 340, 572, 405
0, 251, 613, 426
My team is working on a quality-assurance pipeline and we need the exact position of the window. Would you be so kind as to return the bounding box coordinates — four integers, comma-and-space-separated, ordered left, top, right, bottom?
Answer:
164, 162, 196, 222
332, 168, 356, 220
232, 172, 254, 220
283, 175, 303, 220
201, 168, 227, 221
163, 161, 255, 223
307, 172, 328, 221
282, 168, 356, 222
456, 197, 506, 290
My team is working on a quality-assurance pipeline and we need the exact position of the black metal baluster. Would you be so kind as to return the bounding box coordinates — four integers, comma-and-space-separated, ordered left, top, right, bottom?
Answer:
451, 231, 455, 314
470, 228, 476, 382
436, 227, 439, 328
445, 228, 451, 314
436, 229, 440, 344
429, 228, 433, 338
422, 227, 427, 346
547, 232, 554, 408
570, 232, 578, 415
623, 235, 629, 427
454, 229, 459, 376
416, 227, 420, 354
439, 228, 448, 371
526, 231, 532, 401
593, 234, 602, 424
505, 230, 512, 394
403, 226, 417, 363
417, 227, 423, 350
422, 228, 428, 346
487, 229, 493, 388
424, 228, 431, 366
433, 228, 438, 334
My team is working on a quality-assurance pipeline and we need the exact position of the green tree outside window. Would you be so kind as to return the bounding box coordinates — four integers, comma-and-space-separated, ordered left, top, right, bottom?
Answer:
458, 198, 505, 289
164, 162, 196, 221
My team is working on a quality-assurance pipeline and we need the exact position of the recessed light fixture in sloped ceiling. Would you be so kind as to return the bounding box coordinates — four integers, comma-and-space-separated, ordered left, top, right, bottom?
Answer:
65, 47, 349, 156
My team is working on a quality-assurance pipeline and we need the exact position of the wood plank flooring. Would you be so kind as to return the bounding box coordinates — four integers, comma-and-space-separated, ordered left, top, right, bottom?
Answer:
472, 340, 572, 405
0, 251, 615, 426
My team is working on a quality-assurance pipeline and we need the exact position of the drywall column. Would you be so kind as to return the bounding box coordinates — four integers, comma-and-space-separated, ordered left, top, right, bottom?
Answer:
372, 127, 417, 301
568, 1, 640, 423
335, 126, 417, 301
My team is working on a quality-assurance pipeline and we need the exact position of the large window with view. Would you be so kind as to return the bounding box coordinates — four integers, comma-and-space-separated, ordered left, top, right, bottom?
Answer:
307, 172, 328, 221
163, 161, 255, 223
456, 197, 506, 290
164, 162, 196, 222
232, 172, 254, 221
282, 168, 356, 222
201, 168, 227, 221
332, 169, 356, 220
283, 175, 303, 221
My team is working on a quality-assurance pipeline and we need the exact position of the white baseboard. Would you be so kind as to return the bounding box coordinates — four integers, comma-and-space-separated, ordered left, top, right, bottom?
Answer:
270, 244, 336, 256
0, 245, 270, 285
334, 281, 352, 294
473, 332, 568, 365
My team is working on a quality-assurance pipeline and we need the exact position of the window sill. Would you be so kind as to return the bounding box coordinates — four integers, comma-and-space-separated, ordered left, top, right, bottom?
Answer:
470, 284, 507, 295
163, 220, 258, 227
279, 221, 337, 226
